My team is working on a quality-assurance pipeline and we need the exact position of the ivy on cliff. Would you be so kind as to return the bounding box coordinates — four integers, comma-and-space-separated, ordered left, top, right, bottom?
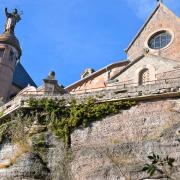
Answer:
28, 98, 136, 146
0, 97, 136, 169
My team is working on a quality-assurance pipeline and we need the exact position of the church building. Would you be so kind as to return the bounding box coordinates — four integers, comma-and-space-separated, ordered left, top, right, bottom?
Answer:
0, 1, 179, 100
0, 2, 180, 179
65, 2, 180, 94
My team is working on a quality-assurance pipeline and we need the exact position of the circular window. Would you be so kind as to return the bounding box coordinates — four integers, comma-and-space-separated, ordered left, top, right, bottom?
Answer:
148, 31, 172, 50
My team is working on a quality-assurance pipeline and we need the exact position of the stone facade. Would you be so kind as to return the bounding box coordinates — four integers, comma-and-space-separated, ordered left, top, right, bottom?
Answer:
126, 3, 180, 62
111, 55, 180, 86
66, 61, 129, 93
66, 2, 180, 94
0, 2, 179, 180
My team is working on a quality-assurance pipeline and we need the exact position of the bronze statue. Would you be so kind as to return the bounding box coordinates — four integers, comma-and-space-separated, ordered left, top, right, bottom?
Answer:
4, 8, 21, 33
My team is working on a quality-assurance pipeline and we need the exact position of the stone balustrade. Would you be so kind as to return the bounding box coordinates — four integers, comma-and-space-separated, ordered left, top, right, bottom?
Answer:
0, 77, 180, 119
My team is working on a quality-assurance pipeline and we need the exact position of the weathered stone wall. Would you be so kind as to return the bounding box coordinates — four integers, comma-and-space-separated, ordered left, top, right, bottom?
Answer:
113, 55, 180, 85
156, 69, 180, 80
69, 65, 126, 93
1, 77, 180, 118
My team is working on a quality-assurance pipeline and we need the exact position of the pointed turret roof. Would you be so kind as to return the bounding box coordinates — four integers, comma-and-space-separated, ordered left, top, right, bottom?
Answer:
13, 62, 37, 89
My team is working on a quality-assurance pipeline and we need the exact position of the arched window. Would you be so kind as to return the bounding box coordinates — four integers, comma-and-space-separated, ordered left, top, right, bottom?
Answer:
0, 49, 4, 58
9, 51, 14, 62
139, 69, 149, 85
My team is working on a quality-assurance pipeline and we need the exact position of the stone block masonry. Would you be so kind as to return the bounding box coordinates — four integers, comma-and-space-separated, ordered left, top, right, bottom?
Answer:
0, 76, 180, 118
126, 3, 180, 62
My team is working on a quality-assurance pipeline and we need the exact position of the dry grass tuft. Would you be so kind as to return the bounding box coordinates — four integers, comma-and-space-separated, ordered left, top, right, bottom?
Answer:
0, 141, 32, 169
0, 161, 11, 169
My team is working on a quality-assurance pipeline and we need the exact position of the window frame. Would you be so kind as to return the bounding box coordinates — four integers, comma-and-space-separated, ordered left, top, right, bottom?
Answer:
139, 68, 150, 86
148, 30, 172, 50
0, 48, 5, 58
9, 51, 14, 62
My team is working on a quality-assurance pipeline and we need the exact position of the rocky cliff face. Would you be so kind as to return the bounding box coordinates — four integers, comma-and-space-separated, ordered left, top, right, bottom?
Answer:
0, 99, 180, 179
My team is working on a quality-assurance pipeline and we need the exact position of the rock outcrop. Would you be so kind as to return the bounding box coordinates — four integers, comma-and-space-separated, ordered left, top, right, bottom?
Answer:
0, 98, 180, 179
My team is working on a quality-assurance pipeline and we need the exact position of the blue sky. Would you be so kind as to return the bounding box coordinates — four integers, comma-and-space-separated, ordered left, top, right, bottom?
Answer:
0, 0, 179, 86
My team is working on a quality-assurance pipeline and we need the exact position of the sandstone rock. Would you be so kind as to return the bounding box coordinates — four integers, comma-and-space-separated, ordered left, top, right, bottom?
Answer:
0, 152, 50, 179
0, 99, 180, 179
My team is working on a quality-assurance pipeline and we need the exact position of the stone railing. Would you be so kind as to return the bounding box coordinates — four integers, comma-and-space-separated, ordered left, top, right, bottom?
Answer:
0, 77, 180, 118
0, 96, 25, 118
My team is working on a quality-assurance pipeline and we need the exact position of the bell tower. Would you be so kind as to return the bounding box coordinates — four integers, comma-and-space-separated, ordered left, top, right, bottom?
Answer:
0, 8, 22, 101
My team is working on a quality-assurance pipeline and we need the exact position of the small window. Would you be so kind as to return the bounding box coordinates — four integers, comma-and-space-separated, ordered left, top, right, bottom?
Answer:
148, 31, 172, 49
139, 69, 149, 85
9, 51, 14, 62
0, 49, 4, 58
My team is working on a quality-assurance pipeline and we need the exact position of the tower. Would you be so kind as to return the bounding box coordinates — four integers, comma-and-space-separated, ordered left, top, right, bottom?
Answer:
0, 8, 22, 101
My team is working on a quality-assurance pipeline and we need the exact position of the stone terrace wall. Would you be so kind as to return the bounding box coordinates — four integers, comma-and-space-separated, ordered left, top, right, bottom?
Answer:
0, 77, 180, 118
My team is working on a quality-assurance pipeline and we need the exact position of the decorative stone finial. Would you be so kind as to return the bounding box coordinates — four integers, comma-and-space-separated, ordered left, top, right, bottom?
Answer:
43, 71, 66, 95
81, 68, 95, 79
4, 8, 21, 34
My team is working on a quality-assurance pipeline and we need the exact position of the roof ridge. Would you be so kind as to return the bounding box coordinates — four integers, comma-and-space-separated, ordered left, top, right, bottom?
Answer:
110, 55, 145, 80
13, 62, 37, 88
65, 60, 129, 89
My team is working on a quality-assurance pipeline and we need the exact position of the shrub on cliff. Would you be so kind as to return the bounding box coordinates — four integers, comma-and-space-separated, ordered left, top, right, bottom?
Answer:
142, 153, 175, 180
28, 97, 136, 146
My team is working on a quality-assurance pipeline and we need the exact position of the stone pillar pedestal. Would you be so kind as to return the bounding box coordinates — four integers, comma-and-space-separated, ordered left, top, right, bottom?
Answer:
42, 71, 66, 95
